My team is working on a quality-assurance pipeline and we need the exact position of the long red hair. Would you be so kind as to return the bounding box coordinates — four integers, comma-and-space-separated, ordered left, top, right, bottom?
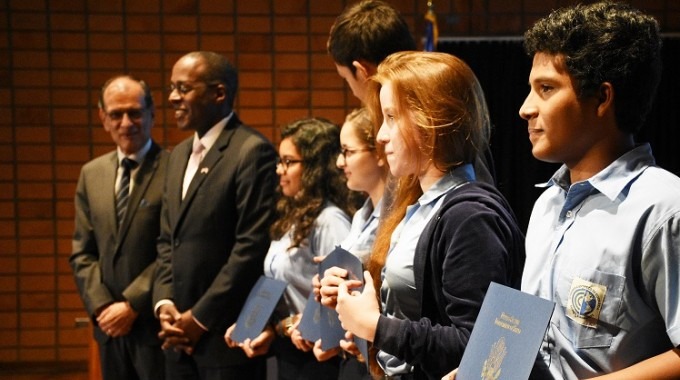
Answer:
365, 51, 491, 292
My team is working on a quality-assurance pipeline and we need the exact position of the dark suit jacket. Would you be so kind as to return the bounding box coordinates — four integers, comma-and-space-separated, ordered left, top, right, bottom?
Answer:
70, 141, 169, 345
153, 115, 277, 367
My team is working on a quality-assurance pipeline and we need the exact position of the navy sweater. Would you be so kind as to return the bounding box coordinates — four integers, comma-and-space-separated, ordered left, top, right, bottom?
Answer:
373, 181, 526, 380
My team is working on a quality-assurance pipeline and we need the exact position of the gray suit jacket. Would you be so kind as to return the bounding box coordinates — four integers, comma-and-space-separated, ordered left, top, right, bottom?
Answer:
71, 141, 168, 345
153, 115, 278, 367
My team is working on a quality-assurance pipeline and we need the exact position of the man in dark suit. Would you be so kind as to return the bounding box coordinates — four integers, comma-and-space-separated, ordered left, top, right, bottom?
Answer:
70, 75, 168, 380
153, 51, 277, 379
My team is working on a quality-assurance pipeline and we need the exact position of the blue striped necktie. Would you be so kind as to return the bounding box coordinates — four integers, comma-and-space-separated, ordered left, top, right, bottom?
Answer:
116, 158, 137, 228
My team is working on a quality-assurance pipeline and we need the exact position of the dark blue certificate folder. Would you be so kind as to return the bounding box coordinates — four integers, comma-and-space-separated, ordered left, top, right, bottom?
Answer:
317, 246, 369, 360
317, 246, 363, 350
457, 282, 555, 380
231, 275, 287, 344
297, 292, 321, 343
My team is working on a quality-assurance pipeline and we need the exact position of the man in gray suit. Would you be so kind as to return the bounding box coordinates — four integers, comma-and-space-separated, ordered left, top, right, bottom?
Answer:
70, 75, 168, 380
153, 51, 277, 380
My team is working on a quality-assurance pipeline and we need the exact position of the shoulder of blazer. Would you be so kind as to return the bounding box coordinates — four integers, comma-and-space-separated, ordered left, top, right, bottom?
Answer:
223, 114, 273, 149
146, 140, 170, 167
212, 114, 259, 154
130, 141, 167, 183
82, 150, 117, 172
147, 140, 161, 159
226, 113, 243, 130
168, 136, 193, 163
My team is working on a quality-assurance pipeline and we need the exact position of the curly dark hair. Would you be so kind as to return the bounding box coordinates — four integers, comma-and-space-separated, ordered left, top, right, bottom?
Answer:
270, 118, 357, 248
523, 1, 661, 134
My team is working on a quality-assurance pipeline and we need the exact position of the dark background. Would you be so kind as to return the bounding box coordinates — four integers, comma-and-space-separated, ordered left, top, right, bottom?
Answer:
440, 37, 680, 231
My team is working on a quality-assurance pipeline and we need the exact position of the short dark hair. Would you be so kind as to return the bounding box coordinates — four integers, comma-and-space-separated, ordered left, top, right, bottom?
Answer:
327, 0, 416, 75
187, 51, 238, 108
99, 75, 153, 111
524, 1, 662, 134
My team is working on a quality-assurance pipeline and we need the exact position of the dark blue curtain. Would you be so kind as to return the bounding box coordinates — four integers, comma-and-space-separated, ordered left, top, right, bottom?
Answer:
439, 37, 680, 231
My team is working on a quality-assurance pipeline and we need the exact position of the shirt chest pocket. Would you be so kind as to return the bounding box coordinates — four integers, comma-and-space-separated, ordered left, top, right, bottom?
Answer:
554, 269, 625, 348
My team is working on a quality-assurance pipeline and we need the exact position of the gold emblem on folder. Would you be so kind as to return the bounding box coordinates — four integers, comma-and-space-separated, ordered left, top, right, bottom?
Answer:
481, 336, 506, 380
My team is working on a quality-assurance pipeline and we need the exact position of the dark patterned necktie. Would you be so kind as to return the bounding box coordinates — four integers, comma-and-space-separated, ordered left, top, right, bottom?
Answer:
116, 158, 137, 228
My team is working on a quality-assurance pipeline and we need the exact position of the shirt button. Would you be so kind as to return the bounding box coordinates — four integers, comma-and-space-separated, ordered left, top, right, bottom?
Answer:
566, 210, 573, 218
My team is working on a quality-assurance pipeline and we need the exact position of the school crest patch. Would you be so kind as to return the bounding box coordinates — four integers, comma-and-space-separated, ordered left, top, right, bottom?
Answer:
567, 277, 606, 328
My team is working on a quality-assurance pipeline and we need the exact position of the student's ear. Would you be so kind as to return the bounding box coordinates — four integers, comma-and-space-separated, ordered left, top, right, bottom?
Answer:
597, 82, 614, 117
352, 60, 372, 82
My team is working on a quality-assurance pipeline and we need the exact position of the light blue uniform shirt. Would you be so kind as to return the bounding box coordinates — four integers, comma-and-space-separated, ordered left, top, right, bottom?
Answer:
340, 197, 382, 264
265, 204, 351, 317
522, 144, 680, 379
378, 165, 475, 376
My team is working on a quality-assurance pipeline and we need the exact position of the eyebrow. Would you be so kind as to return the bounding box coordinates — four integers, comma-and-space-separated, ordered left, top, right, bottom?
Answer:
529, 75, 560, 84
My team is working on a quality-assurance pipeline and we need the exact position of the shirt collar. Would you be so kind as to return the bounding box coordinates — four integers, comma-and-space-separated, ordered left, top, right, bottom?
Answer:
537, 143, 655, 202
371, 197, 383, 219
193, 112, 233, 154
117, 138, 152, 164
419, 163, 475, 205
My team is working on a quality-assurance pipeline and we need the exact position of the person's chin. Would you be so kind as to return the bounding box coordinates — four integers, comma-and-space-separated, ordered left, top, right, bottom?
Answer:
531, 148, 556, 163
174, 112, 190, 129
346, 179, 364, 192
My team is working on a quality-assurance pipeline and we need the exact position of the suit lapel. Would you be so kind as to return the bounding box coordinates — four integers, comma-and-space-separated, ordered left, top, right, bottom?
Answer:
116, 142, 162, 244
178, 118, 238, 214
100, 152, 119, 273
105, 153, 119, 232
171, 139, 192, 209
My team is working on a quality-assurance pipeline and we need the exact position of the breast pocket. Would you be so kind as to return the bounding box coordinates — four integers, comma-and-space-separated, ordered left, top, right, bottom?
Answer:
554, 269, 625, 348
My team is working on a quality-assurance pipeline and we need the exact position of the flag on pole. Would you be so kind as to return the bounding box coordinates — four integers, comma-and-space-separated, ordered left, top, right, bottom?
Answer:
424, 1, 438, 52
